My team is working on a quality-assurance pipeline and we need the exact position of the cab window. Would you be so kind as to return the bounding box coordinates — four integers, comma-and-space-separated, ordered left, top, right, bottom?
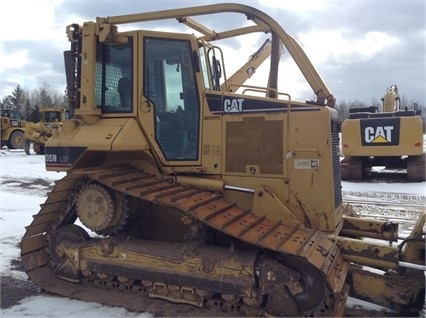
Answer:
144, 37, 199, 161
95, 39, 133, 113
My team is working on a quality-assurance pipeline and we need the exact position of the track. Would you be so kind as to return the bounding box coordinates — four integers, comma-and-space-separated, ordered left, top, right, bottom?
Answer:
340, 153, 426, 182
21, 165, 349, 317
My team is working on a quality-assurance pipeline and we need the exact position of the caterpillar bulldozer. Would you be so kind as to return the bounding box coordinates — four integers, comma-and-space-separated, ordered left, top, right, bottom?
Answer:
1, 109, 25, 149
24, 107, 68, 155
341, 84, 425, 181
21, 4, 425, 317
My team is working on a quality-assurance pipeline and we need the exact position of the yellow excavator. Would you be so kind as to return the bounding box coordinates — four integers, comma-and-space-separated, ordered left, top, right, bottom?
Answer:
21, 4, 425, 317
341, 84, 425, 180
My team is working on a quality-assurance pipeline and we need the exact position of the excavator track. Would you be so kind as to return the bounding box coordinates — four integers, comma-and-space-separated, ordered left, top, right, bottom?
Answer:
340, 156, 363, 180
342, 153, 426, 181
21, 165, 349, 316
407, 153, 426, 181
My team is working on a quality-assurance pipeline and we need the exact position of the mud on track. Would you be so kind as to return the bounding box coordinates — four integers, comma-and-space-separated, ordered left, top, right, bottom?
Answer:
1, 258, 421, 317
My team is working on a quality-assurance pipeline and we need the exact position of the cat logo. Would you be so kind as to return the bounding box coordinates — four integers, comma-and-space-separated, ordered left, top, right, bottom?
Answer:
224, 98, 244, 113
360, 117, 400, 146
364, 126, 393, 143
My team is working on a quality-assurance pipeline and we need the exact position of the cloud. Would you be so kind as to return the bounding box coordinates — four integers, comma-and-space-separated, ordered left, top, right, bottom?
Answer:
0, 0, 63, 41
0, 50, 29, 70
298, 29, 399, 65
0, 0, 424, 105
260, 0, 330, 13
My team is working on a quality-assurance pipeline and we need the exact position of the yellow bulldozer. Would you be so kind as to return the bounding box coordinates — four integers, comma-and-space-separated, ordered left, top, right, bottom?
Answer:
341, 84, 425, 181
24, 107, 68, 155
21, 4, 425, 317
1, 109, 25, 149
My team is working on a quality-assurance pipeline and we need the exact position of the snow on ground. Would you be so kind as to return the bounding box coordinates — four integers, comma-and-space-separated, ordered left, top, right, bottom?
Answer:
0, 148, 424, 317
0, 150, 152, 317
1, 296, 151, 318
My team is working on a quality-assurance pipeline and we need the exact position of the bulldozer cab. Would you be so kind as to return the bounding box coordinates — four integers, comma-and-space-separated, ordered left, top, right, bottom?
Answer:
86, 31, 202, 162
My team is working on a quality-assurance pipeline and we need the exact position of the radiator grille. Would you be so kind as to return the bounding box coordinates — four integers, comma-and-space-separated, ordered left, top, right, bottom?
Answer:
226, 117, 283, 175
331, 120, 342, 208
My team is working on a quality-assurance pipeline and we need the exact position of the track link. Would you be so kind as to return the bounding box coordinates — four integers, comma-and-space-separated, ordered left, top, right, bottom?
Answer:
21, 165, 349, 316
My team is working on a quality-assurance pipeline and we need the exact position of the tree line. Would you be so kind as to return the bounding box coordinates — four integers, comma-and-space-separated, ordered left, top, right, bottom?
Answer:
0, 83, 67, 122
1, 83, 425, 128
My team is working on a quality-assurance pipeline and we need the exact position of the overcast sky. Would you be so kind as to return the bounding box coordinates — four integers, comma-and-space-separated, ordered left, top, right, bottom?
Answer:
0, 0, 424, 106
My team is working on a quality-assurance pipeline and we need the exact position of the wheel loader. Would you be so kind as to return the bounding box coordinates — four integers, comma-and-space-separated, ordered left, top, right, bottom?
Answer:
1, 109, 25, 149
24, 107, 68, 155
341, 84, 425, 181
21, 4, 425, 317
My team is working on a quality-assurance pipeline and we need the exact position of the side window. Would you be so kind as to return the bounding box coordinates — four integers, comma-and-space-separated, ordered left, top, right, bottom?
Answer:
95, 39, 133, 113
144, 37, 200, 161
198, 45, 223, 91
198, 47, 210, 90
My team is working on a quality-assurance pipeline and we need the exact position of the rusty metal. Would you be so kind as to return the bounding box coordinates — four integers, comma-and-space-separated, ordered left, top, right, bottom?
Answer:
341, 216, 399, 242
336, 236, 400, 270
347, 265, 425, 311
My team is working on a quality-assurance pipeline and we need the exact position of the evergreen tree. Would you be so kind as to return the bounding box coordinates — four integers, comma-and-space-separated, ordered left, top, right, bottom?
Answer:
29, 104, 41, 122
10, 85, 26, 115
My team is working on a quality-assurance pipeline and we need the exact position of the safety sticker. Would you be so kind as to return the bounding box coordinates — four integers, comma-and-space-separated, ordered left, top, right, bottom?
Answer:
294, 159, 319, 169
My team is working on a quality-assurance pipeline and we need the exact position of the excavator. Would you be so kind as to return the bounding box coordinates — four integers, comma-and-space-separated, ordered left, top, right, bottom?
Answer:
341, 84, 425, 181
21, 4, 425, 317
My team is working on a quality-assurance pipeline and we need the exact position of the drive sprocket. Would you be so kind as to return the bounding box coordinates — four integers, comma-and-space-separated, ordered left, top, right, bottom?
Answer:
75, 183, 127, 235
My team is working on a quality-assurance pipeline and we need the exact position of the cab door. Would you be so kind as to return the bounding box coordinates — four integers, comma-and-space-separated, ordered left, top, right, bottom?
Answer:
138, 32, 201, 166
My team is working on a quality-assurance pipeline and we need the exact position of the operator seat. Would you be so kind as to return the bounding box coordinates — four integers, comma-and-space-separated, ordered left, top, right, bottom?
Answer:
118, 77, 131, 109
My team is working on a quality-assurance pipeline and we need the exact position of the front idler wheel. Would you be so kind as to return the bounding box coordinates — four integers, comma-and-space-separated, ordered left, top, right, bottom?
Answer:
258, 255, 327, 316
281, 255, 327, 314
49, 224, 89, 281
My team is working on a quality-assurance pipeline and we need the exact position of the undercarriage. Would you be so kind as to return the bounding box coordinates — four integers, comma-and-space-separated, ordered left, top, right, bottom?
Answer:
22, 165, 349, 316
21, 165, 425, 316
340, 153, 426, 181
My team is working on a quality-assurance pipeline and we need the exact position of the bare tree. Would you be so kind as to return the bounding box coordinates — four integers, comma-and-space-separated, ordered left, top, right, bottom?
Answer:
334, 100, 349, 122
